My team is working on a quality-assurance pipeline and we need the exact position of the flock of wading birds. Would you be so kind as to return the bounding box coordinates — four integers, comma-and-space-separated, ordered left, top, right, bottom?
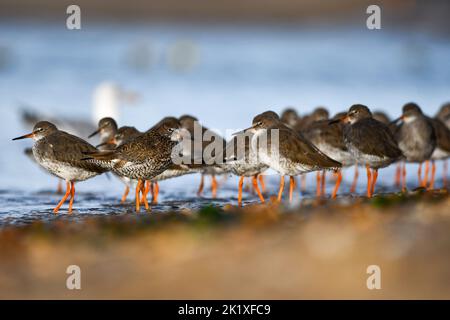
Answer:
12, 102, 450, 214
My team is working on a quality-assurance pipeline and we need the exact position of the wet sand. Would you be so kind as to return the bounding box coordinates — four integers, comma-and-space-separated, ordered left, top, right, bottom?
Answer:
0, 188, 449, 299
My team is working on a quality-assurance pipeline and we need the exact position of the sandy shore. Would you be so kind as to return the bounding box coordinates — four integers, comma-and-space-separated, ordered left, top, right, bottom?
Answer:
0, 189, 449, 299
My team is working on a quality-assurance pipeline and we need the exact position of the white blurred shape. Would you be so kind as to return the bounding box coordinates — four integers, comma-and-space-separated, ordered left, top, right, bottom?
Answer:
92, 81, 138, 124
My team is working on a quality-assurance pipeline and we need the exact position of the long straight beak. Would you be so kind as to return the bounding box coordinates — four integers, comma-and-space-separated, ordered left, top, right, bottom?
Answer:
232, 124, 256, 136
96, 137, 117, 148
329, 115, 347, 125
12, 132, 35, 140
328, 119, 340, 125
88, 129, 101, 138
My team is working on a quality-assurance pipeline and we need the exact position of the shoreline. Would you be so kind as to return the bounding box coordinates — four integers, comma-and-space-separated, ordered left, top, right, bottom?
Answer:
1, 189, 449, 299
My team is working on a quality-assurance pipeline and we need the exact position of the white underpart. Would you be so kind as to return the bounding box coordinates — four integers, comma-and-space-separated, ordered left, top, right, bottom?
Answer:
403, 116, 417, 124
315, 142, 354, 167
34, 155, 98, 182
251, 129, 313, 176
347, 143, 390, 168
431, 147, 449, 160
153, 168, 195, 181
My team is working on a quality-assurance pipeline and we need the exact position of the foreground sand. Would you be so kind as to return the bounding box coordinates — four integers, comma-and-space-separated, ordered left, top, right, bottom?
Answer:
0, 189, 449, 299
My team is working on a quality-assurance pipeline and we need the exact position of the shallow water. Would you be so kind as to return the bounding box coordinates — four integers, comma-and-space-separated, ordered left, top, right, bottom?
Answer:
1, 170, 441, 227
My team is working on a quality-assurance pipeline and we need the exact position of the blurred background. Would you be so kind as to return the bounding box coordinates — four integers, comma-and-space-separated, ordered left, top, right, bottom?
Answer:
2, 1, 450, 298
0, 0, 449, 192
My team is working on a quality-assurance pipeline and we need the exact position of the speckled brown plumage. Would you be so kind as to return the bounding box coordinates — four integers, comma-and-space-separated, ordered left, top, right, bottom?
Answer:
88, 117, 182, 180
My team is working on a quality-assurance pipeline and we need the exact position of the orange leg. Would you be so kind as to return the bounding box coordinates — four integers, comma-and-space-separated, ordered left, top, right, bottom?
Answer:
332, 170, 342, 199
288, 176, 296, 202
371, 169, 378, 197
316, 171, 321, 197
444, 160, 448, 188
428, 160, 436, 190
53, 181, 71, 214
394, 163, 401, 188
197, 174, 205, 196
152, 181, 159, 204
140, 180, 150, 204
422, 160, 430, 188
258, 175, 266, 193
120, 185, 130, 204
418, 163, 423, 187
321, 170, 326, 196
252, 175, 265, 203
149, 181, 154, 199
211, 175, 218, 198
68, 182, 75, 214
140, 181, 150, 211
277, 176, 285, 202
56, 179, 63, 194
301, 174, 306, 193
238, 176, 244, 207
366, 164, 372, 198
139, 182, 145, 204
135, 179, 142, 212
401, 162, 407, 192
350, 165, 359, 193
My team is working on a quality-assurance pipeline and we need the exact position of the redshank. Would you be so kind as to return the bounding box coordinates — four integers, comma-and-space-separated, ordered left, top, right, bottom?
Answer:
106, 124, 193, 205
88, 119, 138, 203
179, 114, 228, 198
88, 117, 118, 143
428, 117, 450, 189
331, 104, 403, 198
394, 103, 436, 190
303, 112, 355, 198
280, 108, 299, 128
222, 133, 268, 206
435, 103, 450, 186
239, 110, 341, 203
297, 107, 330, 131
372, 110, 407, 188
372, 111, 391, 125
13, 121, 108, 213
436, 102, 450, 128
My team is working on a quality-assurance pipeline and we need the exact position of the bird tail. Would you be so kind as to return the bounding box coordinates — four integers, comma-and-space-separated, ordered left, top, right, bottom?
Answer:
81, 150, 117, 161
315, 150, 343, 170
